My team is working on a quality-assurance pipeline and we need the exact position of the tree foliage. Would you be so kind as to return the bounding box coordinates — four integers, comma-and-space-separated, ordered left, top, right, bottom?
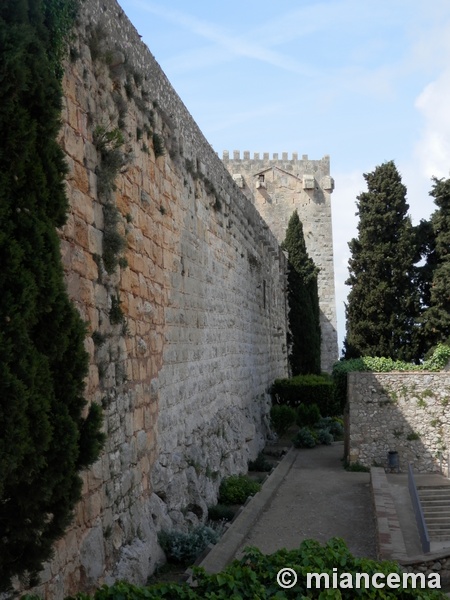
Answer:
419, 176, 450, 350
282, 211, 321, 375
0, 0, 104, 590
344, 161, 420, 361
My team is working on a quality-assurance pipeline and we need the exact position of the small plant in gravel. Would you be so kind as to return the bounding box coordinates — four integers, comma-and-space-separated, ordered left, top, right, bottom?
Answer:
292, 427, 316, 448
219, 475, 261, 505
158, 524, 222, 565
270, 404, 296, 436
248, 452, 272, 472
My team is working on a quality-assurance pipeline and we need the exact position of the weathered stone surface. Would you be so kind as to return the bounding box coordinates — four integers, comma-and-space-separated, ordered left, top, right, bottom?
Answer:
79, 524, 105, 586
348, 372, 450, 473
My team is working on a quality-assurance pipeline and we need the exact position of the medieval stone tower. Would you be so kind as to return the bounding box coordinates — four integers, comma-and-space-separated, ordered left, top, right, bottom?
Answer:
223, 151, 338, 373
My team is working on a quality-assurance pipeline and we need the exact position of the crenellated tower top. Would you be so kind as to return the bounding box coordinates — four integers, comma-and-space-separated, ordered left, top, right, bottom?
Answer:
222, 150, 338, 372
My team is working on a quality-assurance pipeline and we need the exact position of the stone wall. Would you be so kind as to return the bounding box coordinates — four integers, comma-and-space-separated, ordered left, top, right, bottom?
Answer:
348, 372, 450, 473
24, 0, 289, 597
223, 151, 337, 373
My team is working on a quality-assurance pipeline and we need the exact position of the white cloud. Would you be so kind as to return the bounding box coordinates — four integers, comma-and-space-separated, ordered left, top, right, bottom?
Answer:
415, 69, 450, 180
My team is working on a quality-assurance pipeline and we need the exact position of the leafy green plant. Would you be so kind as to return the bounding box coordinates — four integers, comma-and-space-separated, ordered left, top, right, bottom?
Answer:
248, 452, 272, 472
132, 70, 143, 86
153, 132, 165, 158
87, 23, 107, 62
109, 294, 125, 325
93, 124, 124, 154
158, 525, 221, 566
270, 404, 296, 436
211, 196, 222, 212
316, 428, 334, 445
94, 124, 128, 200
344, 461, 370, 472
218, 475, 261, 505
315, 416, 344, 439
207, 504, 236, 522
92, 330, 107, 347
407, 431, 421, 441
292, 427, 316, 449
102, 202, 127, 274
124, 78, 134, 100
296, 403, 321, 427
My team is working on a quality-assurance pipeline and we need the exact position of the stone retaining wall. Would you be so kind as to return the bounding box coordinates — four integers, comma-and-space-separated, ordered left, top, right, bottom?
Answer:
348, 372, 450, 473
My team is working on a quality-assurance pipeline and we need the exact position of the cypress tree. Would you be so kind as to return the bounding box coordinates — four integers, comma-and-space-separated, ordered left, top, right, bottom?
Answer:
344, 161, 420, 361
0, 0, 104, 589
282, 211, 321, 375
420, 176, 450, 350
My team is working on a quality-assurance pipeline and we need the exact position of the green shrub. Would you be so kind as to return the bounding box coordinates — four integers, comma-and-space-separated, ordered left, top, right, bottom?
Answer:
317, 428, 334, 445
316, 416, 344, 439
153, 132, 165, 158
270, 404, 296, 436
248, 452, 272, 472
158, 524, 221, 565
219, 475, 261, 505
296, 403, 321, 427
292, 427, 316, 448
271, 374, 336, 415
54, 537, 445, 598
207, 504, 236, 522
102, 202, 127, 274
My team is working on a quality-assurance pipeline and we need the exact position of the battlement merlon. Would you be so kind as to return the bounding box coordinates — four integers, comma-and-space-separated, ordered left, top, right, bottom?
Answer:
223, 150, 330, 166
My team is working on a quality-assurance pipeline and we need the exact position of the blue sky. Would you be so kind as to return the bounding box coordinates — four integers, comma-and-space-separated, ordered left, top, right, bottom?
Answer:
118, 0, 450, 353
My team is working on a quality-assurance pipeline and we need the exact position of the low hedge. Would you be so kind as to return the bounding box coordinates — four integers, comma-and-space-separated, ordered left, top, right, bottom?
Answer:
270, 374, 337, 416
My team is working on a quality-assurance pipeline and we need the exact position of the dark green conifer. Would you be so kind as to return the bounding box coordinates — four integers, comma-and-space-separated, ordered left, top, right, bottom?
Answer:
282, 211, 321, 375
344, 161, 420, 361
420, 176, 450, 350
0, 0, 104, 589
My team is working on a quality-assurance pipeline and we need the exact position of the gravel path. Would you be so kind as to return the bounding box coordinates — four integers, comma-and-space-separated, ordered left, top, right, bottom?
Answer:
235, 442, 377, 560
